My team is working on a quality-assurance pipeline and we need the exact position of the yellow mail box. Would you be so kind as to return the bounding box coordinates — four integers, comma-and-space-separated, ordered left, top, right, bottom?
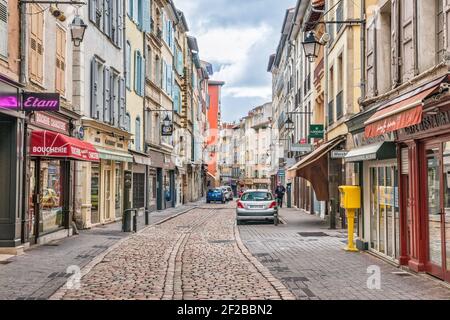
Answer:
338, 186, 361, 209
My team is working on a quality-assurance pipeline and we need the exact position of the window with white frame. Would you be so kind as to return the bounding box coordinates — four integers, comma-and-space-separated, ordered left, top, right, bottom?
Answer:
0, 0, 8, 58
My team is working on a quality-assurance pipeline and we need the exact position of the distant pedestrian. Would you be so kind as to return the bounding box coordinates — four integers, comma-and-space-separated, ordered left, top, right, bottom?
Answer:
274, 182, 286, 208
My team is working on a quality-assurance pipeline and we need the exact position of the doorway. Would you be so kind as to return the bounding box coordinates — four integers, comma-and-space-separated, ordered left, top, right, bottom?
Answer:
423, 142, 450, 281
103, 166, 112, 222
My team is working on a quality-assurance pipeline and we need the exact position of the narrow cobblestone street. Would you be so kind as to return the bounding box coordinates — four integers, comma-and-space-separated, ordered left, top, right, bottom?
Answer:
52, 202, 293, 300
240, 208, 450, 300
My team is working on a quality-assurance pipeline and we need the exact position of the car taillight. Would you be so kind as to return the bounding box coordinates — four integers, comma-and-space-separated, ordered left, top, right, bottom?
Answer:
268, 201, 277, 209
237, 201, 244, 208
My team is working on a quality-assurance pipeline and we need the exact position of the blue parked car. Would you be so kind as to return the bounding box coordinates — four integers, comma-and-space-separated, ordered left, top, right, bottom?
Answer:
206, 188, 226, 204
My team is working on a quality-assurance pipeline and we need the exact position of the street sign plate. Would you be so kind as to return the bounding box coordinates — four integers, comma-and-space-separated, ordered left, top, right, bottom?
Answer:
331, 150, 348, 159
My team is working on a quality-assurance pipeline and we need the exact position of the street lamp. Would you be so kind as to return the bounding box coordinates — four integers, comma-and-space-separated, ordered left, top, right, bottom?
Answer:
302, 31, 321, 63
285, 116, 295, 131
70, 15, 87, 47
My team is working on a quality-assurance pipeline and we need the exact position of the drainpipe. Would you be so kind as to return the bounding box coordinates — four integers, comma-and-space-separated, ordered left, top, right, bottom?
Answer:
360, 0, 366, 105
19, 3, 28, 243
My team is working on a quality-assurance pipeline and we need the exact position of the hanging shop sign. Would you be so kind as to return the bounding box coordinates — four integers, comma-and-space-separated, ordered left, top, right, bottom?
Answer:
291, 143, 313, 152
331, 150, 348, 159
309, 124, 324, 139
32, 112, 69, 134
23, 92, 60, 111
161, 123, 174, 136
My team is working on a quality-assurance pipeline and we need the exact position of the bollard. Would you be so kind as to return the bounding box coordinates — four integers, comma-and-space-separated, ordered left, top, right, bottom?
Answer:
145, 208, 149, 225
344, 208, 358, 252
338, 186, 361, 252
133, 209, 137, 233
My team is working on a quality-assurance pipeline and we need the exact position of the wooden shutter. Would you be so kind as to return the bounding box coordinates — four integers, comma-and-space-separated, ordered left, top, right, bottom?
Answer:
143, 0, 151, 32
134, 50, 139, 93
141, 56, 145, 96
91, 58, 99, 118
119, 77, 126, 128
103, 0, 110, 37
391, 0, 400, 88
29, 4, 44, 83
89, 0, 96, 22
117, 0, 123, 48
104, 67, 111, 123
444, 0, 450, 55
0, 0, 8, 57
55, 26, 66, 95
110, 72, 116, 125
366, 16, 377, 97
400, 0, 415, 81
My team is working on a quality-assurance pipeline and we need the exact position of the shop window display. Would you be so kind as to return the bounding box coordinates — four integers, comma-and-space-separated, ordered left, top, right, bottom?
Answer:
39, 160, 64, 234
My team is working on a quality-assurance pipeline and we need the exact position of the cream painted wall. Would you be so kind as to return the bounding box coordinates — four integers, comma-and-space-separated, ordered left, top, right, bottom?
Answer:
126, 16, 145, 153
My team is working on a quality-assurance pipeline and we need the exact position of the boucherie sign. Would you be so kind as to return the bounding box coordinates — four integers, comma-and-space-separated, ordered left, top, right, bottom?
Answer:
23, 92, 60, 111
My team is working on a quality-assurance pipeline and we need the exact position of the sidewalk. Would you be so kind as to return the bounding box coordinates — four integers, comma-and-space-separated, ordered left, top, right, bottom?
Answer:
0, 200, 203, 300
239, 207, 450, 300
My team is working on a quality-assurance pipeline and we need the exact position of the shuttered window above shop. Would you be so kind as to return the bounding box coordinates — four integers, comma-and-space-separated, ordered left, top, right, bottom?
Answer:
0, 0, 8, 58
29, 4, 44, 83
55, 26, 66, 95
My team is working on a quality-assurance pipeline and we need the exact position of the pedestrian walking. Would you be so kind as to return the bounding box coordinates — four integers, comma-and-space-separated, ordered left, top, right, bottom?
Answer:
274, 182, 286, 208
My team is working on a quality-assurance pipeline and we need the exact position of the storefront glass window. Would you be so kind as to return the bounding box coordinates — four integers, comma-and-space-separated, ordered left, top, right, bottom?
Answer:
427, 148, 442, 267
91, 163, 100, 224
115, 162, 122, 219
39, 160, 64, 234
378, 167, 385, 254
370, 168, 378, 251
442, 143, 450, 270
370, 164, 399, 260
28, 161, 37, 238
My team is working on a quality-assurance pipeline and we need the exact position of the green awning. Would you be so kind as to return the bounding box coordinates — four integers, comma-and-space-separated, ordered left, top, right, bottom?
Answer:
345, 142, 396, 163
97, 148, 133, 163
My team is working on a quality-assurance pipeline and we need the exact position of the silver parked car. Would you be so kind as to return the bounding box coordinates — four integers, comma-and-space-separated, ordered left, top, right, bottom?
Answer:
236, 190, 278, 225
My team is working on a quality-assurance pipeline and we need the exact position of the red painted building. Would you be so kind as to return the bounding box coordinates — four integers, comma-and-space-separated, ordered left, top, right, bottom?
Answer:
207, 80, 225, 187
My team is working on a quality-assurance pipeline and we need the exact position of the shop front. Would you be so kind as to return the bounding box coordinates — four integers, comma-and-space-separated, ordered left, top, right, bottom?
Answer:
0, 79, 24, 252
287, 136, 346, 226
79, 121, 132, 228
147, 149, 175, 210
27, 115, 99, 244
130, 152, 152, 216
365, 74, 450, 282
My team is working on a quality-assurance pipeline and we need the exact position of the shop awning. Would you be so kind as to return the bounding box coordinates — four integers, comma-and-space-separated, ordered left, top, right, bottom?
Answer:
364, 76, 447, 138
97, 148, 133, 163
287, 136, 345, 201
345, 142, 396, 163
30, 130, 99, 162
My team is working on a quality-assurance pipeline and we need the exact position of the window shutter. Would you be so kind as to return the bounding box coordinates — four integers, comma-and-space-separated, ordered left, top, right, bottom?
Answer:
126, 42, 131, 88
145, 109, 151, 142
135, 117, 141, 151
162, 60, 167, 92
400, 0, 415, 81
119, 77, 126, 128
104, 0, 110, 37
134, 51, 139, 93
55, 27, 66, 95
110, 0, 116, 44
89, 0, 96, 22
142, 0, 151, 32
366, 16, 377, 97
391, 0, 400, 88
91, 59, 99, 118
104, 67, 111, 123
29, 4, 44, 83
141, 56, 145, 96
117, 0, 123, 48
444, 0, 450, 55
110, 73, 116, 125
0, 0, 8, 57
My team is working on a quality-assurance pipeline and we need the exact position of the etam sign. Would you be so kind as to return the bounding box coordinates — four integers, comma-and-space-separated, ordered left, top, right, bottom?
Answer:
22, 92, 60, 111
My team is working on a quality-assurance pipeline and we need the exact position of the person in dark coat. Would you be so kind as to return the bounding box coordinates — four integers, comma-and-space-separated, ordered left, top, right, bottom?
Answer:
274, 182, 286, 208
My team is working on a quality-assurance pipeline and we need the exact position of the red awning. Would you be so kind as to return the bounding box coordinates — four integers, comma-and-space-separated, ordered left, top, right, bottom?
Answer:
30, 130, 99, 162
364, 77, 447, 138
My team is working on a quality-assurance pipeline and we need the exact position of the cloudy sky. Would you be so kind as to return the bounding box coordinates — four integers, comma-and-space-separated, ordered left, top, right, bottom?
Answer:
176, 0, 296, 123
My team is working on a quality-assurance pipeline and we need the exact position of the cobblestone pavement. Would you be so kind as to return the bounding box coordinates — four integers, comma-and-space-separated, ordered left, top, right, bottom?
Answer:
0, 202, 200, 300
52, 202, 294, 300
239, 208, 450, 300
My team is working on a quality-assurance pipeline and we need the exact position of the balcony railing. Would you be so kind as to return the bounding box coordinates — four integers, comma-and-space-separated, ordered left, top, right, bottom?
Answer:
336, 91, 343, 120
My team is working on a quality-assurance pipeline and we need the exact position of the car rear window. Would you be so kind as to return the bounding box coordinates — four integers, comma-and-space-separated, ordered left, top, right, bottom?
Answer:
241, 192, 273, 201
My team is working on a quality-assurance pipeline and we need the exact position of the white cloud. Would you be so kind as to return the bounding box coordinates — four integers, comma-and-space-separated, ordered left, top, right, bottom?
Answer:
193, 24, 272, 98
223, 86, 272, 99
